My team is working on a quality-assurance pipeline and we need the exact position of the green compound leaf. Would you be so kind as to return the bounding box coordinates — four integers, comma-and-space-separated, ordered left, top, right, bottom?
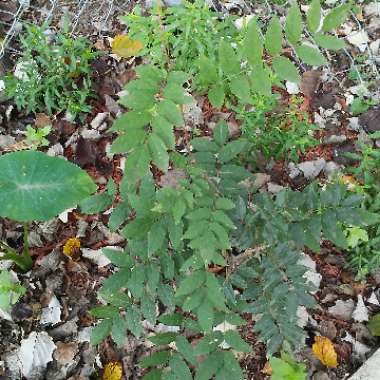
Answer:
314, 33, 347, 50
243, 18, 263, 66
295, 44, 327, 66
229, 74, 251, 104
285, 1, 303, 45
198, 56, 219, 86
265, 16, 283, 56
322, 3, 351, 32
307, 0, 321, 34
91, 319, 113, 346
272, 56, 301, 83
0, 150, 96, 222
148, 133, 169, 172
208, 83, 225, 108
250, 64, 272, 96
219, 40, 241, 77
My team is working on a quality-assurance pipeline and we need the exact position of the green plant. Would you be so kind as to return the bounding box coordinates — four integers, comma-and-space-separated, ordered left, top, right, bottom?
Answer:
4, 22, 96, 117
196, 0, 350, 109
121, 1, 237, 74
109, 65, 192, 182
238, 95, 319, 162
88, 107, 377, 378
0, 150, 96, 271
81, 2, 372, 377
350, 95, 377, 116
270, 352, 307, 380
25, 125, 51, 149
0, 270, 26, 313
344, 132, 380, 278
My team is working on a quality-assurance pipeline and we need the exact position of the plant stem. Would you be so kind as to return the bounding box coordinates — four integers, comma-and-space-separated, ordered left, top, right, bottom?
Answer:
0, 224, 33, 272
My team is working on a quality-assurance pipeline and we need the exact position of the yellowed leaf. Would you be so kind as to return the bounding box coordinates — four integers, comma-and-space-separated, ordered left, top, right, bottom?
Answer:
312, 336, 338, 368
102, 362, 122, 380
63, 237, 81, 259
261, 361, 273, 375
111, 35, 143, 58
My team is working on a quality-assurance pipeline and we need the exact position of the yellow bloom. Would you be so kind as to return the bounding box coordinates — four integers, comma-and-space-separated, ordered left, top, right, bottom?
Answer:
63, 237, 81, 257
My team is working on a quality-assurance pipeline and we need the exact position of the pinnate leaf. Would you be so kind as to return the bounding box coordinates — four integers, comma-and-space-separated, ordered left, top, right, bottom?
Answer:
243, 18, 263, 66
272, 56, 301, 83
314, 33, 347, 50
285, 2, 303, 45
265, 16, 282, 56
219, 40, 241, 77
295, 44, 327, 66
322, 3, 351, 32
307, 0, 321, 34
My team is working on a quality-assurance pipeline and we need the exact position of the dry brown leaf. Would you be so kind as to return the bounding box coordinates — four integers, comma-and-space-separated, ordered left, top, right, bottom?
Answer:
34, 113, 52, 129
102, 362, 122, 380
300, 71, 321, 98
312, 336, 338, 368
111, 35, 143, 58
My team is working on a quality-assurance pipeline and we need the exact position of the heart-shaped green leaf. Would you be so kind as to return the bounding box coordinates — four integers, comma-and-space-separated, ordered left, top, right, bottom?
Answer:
0, 150, 96, 221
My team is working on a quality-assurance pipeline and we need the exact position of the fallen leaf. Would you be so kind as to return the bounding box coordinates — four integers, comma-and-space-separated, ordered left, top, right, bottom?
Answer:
75, 136, 98, 168
63, 238, 81, 260
54, 341, 78, 366
34, 113, 52, 129
40, 294, 62, 326
111, 35, 143, 58
261, 361, 272, 375
312, 336, 338, 368
102, 361, 122, 380
328, 299, 355, 321
352, 295, 369, 322
82, 247, 113, 267
300, 70, 321, 98
368, 314, 380, 336
367, 292, 380, 306
343, 332, 371, 360
18, 331, 56, 377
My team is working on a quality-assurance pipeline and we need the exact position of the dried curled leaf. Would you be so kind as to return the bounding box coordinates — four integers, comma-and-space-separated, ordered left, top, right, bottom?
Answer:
63, 237, 81, 258
111, 35, 143, 58
102, 361, 122, 380
312, 336, 338, 368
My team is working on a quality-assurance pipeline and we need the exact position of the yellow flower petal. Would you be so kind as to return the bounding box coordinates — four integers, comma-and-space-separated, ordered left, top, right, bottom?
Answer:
111, 35, 143, 58
312, 336, 338, 368
102, 361, 122, 380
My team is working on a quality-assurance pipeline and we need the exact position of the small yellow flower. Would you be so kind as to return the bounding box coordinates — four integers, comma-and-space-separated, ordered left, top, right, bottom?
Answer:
63, 237, 81, 258
102, 361, 122, 380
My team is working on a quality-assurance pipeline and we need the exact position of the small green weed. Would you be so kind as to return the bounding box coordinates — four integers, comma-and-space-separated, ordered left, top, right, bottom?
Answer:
121, 0, 237, 74
344, 132, 380, 279
25, 125, 51, 149
4, 23, 96, 117
0, 270, 25, 313
239, 96, 319, 163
